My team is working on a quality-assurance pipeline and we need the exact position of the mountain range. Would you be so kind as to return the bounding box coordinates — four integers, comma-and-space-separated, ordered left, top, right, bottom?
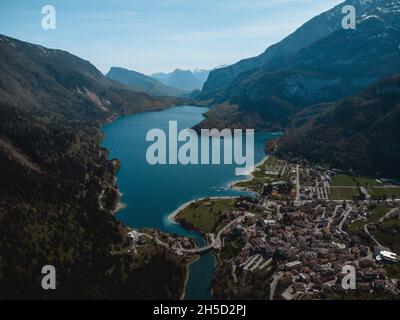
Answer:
106, 67, 210, 97
275, 74, 400, 178
200, 0, 394, 101
106, 66, 187, 97
151, 68, 209, 92
2, 0, 400, 299
196, 0, 400, 131
0, 34, 186, 299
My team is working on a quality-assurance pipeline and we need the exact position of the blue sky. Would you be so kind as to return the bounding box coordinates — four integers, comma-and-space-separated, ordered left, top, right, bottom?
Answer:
0, 0, 343, 74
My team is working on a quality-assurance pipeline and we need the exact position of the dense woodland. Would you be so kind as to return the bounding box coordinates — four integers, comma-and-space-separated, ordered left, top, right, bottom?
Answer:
276, 75, 400, 179
0, 34, 186, 299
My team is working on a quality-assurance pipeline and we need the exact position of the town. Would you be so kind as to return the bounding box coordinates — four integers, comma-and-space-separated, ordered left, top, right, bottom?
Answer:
123, 156, 400, 300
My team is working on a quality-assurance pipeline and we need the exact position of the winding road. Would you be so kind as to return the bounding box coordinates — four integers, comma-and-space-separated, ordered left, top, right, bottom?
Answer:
270, 272, 284, 300
177, 214, 250, 254
338, 203, 352, 235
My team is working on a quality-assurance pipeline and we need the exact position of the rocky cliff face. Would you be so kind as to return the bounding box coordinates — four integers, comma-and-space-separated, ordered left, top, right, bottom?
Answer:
200, 0, 393, 101
196, 0, 400, 130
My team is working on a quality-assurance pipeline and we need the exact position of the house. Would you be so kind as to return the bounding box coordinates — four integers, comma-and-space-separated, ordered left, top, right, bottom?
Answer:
376, 250, 399, 263
285, 261, 302, 270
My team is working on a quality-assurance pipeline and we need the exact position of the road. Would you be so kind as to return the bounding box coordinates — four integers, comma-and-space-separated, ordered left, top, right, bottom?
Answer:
326, 205, 342, 230
364, 223, 383, 248
362, 207, 400, 248
379, 207, 400, 223
270, 272, 284, 300
360, 186, 371, 200
295, 165, 300, 201
177, 214, 250, 254
98, 189, 105, 210
338, 203, 352, 235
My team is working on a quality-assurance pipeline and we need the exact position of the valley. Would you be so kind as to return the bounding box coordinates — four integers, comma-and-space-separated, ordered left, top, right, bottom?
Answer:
0, 34, 188, 299
1, 0, 400, 302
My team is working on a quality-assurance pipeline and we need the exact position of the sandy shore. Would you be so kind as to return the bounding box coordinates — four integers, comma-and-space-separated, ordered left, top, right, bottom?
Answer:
228, 155, 269, 191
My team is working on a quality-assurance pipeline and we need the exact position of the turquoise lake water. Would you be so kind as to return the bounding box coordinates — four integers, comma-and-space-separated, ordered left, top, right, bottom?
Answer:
101, 105, 280, 299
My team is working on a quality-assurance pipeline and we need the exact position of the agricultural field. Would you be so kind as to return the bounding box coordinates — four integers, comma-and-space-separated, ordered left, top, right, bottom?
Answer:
328, 187, 360, 200
331, 175, 356, 187
367, 187, 400, 199
331, 175, 381, 187
355, 177, 379, 187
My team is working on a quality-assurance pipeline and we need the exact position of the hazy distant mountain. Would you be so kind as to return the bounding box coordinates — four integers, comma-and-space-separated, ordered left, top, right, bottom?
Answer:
276, 74, 400, 178
196, 0, 400, 130
106, 67, 186, 97
200, 0, 393, 101
151, 68, 209, 91
0, 34, 184, 299
192, 69, 210, 83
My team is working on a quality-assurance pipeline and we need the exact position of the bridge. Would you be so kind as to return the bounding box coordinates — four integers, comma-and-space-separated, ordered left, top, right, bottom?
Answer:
175, 213, 252, 254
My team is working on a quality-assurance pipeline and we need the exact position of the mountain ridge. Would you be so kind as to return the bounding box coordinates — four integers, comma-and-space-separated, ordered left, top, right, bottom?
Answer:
151, 68, 209, 91
0, 34, 187, 299
275, 74, 400, 178
196, 0, 400, 130
106, 66, 187, 97
199, 0, 393, 101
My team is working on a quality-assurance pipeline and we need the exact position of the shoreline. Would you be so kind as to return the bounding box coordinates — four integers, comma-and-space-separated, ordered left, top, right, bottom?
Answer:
228, 155, 269, 192
167, 155, 270, 223
102, 108, 271, 300
168, 196, 241, 225
180, 254, 200, 300
167, 155, 269, 299
112, 193, 126, 214
110, 176, 127, 215
168, 196, 239, 301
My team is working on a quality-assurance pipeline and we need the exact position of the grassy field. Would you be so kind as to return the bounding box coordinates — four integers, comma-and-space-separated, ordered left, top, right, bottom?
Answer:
373, 219, 400, 254
348, 206, 389, 232
176, 198, 236, 233
234, 178, 264, 191
355, 177, 379, 187
329, 187, 360, 200
331, 175, 356, 186
368, 187, 400, 198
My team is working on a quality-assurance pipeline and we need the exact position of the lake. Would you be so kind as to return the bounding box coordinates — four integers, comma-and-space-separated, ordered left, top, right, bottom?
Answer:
101, 105, 280, 299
